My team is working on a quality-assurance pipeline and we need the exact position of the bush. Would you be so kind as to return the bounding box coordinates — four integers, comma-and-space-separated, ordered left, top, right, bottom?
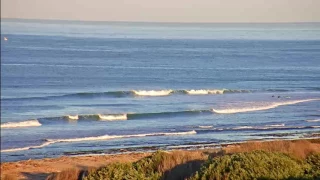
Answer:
84, 151, 165, 180
191, 151, 309, 180
84, 162, 157, 180
305, 153, 320, 179
84, 151, 206, 180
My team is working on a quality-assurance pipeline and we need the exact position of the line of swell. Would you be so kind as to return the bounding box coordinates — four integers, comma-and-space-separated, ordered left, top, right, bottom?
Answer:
211, 99, 320, 114
2, 89, 251, 101
1, 120, 42, 129
0, 141, 54, 153
2, 99, 318, 129
197, 125, 319, 133
4, 87, 320, 101
305, 119, 320, 122
0, 130, 196, 153
60, 110, 209, 121
4, 99, 318, 126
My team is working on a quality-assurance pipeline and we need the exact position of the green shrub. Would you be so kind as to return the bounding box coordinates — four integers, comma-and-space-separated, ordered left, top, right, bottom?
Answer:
305, 153, 320, 179
84, 151, 164, 180
84, 163, 152, 180
191, 151, 309, 180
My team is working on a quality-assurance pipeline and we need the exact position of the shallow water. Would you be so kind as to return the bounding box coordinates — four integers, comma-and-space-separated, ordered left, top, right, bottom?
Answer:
1, 19, 320, 162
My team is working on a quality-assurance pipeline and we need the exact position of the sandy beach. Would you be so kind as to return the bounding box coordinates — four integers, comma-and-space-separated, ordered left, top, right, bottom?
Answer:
1, 153, 151, 180
1, 139, 320, 180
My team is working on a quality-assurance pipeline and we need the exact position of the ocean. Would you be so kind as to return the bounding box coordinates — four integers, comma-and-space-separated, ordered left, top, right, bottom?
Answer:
1, 19, 320, 162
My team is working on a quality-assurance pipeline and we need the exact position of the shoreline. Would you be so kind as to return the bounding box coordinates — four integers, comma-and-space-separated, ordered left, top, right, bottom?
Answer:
1, 138, 320, 180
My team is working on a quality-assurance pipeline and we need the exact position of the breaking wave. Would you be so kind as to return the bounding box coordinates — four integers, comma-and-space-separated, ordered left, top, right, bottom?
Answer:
211, 99, 320, 114
233, 126, 254, 130
198, 125, 213, 129
132, 90, 173, 96
266, 123, 285, 127
98, 114, 127, 121
185, 89, 224, 95
1, 120, 42, 128
0, 141, 54, 153
48, 130, 197, 143
1, 130, 196, 152
306, 119, 320, 122
66, 115, 79, 120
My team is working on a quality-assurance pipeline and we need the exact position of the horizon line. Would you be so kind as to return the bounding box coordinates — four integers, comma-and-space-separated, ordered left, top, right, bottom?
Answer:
2, 17, 320, 24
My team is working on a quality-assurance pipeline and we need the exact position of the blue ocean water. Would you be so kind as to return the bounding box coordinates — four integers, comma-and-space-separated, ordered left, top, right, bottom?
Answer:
1, 19, 320, 162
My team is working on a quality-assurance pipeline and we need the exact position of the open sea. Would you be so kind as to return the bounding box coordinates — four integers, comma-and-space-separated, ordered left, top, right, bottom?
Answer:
1, 19, 320, 162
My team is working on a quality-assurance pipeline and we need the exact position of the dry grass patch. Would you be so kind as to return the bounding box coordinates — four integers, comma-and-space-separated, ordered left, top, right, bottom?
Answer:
225, 139, 320, 159
46, 168, 82, 180
1, 174, 17, 180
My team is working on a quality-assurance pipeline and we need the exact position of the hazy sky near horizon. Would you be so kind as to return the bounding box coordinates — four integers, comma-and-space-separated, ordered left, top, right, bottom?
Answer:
2, 0, 320, 22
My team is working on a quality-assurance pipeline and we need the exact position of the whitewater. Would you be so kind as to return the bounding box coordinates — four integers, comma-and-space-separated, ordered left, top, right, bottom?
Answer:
1, 120, 42, 128
1, 130, 197, 153
211, 99, 320, 114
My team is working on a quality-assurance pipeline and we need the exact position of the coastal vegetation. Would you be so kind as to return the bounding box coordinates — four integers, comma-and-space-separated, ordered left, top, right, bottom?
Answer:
42, 139, 320, 180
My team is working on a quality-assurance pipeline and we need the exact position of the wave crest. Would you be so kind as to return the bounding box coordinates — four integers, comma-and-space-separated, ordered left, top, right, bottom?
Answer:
132, 90, 173, 96
67, 115, 79, 120
1, 130, 196, 152
233, 126, 253, 130
0, 141, 54, 153
211, 99, 320, 114
185, 89, 224, 95
266, 123, 285, 127
48, 130, 197, 143
1, 120, 41, 128
184, 89, 249, 95
306, 119, 320, 122
98, 114, 127, 121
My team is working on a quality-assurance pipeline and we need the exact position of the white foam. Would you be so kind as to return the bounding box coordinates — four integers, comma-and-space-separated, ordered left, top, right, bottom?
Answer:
185, 89, 224, 95
233, 126, 253, 130
49, 130, 197, 143
306, 119, 320, 122
132, 90, 173, 96
211, 99, 320, 114
1, 120, 42, 128
1, 130, 196, 152
98, 114, 127, 121
266, 123, 285, 127
311, 126, 320, 128
1, 141, 54, 153
198, 125, 213, 129
67, 115, 79, 120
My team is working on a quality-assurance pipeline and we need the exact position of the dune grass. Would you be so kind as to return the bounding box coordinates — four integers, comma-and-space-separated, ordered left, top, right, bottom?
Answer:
225, 139, 319, 159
